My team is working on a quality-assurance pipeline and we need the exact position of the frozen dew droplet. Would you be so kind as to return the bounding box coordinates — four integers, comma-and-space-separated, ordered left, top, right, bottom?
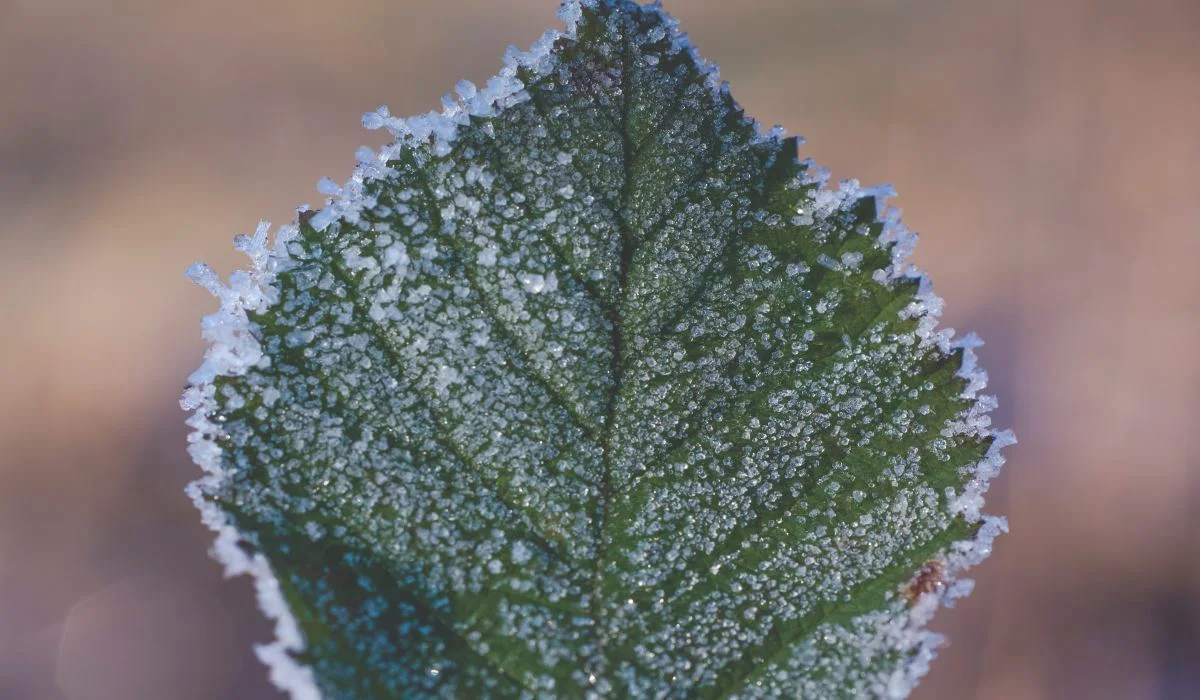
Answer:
362, 105, 390, 130
362, 111, 384, 130
316, 177, 341, 196
511, 540, 532, 565
519, 272, 546, 293
455, 79, 477, 101
185, 262, 222, 296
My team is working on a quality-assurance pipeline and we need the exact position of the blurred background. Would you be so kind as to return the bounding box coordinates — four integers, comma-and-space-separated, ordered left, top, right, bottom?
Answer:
1, 0, 1197, 697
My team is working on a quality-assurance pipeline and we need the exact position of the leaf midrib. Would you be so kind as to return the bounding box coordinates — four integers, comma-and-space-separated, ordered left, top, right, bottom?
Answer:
590, 17, 637, 670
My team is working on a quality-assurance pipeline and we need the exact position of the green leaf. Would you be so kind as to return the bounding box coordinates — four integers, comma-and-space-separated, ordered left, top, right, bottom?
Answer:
183, 1, 1010, 698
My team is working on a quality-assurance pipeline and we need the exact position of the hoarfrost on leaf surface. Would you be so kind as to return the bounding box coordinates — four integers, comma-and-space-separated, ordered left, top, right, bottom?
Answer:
183, 1, 1011, 698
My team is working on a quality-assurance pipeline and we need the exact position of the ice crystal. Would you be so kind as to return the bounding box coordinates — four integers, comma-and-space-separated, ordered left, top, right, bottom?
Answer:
183, 1, 1010, 698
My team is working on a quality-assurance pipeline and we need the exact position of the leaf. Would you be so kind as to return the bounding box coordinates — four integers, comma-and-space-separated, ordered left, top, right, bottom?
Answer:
182, 1, 1011, 698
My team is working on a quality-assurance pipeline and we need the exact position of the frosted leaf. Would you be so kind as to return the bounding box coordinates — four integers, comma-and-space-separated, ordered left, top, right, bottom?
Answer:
183, 1, 1010, 698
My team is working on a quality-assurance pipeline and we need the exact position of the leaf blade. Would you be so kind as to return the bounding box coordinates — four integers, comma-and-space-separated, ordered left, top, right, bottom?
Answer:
184, 2, 1010, 697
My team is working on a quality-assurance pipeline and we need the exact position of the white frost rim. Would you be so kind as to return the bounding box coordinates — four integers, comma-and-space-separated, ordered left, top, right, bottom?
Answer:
181, 2, 1012, 698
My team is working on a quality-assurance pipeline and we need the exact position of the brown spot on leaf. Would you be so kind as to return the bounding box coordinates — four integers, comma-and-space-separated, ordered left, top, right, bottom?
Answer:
903, 560, 946, 603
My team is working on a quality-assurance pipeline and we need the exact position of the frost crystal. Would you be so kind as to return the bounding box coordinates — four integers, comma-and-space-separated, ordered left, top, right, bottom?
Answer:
183, 1, 1010, 698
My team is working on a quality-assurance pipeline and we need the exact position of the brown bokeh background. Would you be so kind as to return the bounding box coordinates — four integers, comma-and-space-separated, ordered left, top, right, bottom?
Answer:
2, 0, 1197, 698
